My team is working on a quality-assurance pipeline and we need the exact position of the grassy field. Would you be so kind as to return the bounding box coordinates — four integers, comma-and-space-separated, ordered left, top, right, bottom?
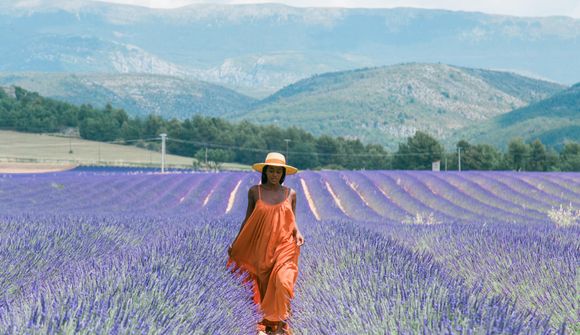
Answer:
0, 131, 250, 171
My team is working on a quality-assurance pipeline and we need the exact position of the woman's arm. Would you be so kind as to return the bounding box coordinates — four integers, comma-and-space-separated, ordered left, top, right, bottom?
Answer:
229, 186, 256, 255
237, 187, 256, 235
291, 188, 305, 246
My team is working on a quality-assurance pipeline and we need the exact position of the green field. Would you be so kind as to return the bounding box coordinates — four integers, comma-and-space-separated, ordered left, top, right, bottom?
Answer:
0, 131, 250, 170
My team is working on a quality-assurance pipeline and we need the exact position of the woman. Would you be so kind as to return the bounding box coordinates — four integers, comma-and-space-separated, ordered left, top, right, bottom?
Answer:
228, 152, 305, 335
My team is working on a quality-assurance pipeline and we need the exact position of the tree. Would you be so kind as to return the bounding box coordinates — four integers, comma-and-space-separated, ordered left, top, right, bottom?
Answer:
236, 136, 267, 165
120, 119, 143, 142
545, 148, 561, 171
143, 114, 166, 139
560, 142, 580, 171
475, 144, 503, 170
393, 131, 444, 170
506, 138, 529, 171
364, 143, 390, 170
342, 139, 366, 169
456, 140, 502, 170
528, 139, 548, 171
290, 141, 319, 169
79, 114, 119, 141
315, 135, 341, 167
457, 140, 470, 152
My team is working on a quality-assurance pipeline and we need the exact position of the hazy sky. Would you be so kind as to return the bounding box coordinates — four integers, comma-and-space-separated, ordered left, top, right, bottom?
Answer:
93, 0, 580, 18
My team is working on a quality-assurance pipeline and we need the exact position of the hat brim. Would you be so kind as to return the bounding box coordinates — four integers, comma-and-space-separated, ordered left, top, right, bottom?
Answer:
252, 162, 298, 175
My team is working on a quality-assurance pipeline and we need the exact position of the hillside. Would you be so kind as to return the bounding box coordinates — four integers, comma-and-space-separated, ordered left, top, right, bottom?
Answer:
0, 1, 578, 95
0, 86, 394, 170
0, 73, 255, 119
0, 64, 570, 152
450, 83, 580, 149
236, 63, 565, 149
0, 130, 250, 170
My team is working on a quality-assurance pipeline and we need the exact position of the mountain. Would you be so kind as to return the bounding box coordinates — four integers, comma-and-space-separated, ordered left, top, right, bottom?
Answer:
0, 64, 565, 149
450, 83, 580, 149
0, 64, 567, 149
234, 63, 565, 149
0, 1, 578, 96
0, 73, 255, 119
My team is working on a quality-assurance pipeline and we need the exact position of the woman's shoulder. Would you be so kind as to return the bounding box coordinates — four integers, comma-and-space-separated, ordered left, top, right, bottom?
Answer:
285, 185, 296, 196
247, 185, 259, 198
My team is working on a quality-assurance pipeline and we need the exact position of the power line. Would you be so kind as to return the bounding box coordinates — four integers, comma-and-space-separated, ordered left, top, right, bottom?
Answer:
167, 137, 453, 158
167, 137, 269, 153
1, 124, 577, 162
1, 133, 566, 161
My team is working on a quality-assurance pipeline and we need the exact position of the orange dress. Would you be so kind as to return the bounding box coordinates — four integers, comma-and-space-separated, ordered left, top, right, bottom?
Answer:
227, 185, 301, 322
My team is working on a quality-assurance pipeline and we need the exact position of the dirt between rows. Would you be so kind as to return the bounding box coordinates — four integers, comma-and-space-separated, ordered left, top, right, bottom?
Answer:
0, 162, 77, 174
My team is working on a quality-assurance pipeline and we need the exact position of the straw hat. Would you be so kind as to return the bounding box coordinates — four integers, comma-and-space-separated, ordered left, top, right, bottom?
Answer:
252, 152, 298, 175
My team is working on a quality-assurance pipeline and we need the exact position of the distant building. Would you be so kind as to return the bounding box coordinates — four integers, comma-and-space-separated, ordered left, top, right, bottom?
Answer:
432, 160, 440, 171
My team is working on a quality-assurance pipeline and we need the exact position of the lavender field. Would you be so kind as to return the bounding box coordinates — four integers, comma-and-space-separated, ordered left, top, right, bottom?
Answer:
0, 169, 578, 334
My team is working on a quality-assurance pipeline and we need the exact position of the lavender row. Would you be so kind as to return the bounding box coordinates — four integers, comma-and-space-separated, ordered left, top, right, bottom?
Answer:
296, 171, 350, 222
488, 172, 579, 209
319, 171, 385, 222
290, 218, 562, 334
412, 172, 543, 224
359, 220, 579, 329
368, 171, 459, 223
1, 213, 259, 334
517, 174, 580, 205
2, 171, 578, 223
438, 172, 546, 222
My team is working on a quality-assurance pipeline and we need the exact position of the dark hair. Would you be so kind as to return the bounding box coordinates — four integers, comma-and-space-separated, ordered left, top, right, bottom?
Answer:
261, 165, 286, 184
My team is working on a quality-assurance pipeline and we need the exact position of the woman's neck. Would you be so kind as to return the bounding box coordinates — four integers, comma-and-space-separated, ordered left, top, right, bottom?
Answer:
262, 183, 281, 190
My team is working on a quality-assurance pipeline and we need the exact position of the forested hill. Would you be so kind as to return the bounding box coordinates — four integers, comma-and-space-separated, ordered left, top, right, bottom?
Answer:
236, 63, 565, 149
0, 86, 390, 170
451, 83, 580, 149
2, 86, 580, 171
0, 73, 256, 119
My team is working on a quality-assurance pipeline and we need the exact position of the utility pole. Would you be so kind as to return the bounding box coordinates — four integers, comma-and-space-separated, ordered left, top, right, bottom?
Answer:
457, 147, 461, 172
205, 146, 208, 165
284, 139, 291, 159
160, 133, 167, 173
98, 142, 101, 163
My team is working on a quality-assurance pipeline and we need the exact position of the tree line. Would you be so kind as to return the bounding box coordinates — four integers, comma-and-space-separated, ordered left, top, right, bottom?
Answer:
393, 131, 580, 171
1, 86, 579, 171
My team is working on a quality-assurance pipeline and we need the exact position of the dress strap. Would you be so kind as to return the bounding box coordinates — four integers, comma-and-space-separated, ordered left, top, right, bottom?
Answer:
258, 184, 262, 200
285, 186, 289, 199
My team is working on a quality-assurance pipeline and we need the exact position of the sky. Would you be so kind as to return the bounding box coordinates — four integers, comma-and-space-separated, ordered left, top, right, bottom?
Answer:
93, 0, 580, 18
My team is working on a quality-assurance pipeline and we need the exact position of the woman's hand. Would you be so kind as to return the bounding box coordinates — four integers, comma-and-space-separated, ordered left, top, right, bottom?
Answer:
295, 230, 305, 247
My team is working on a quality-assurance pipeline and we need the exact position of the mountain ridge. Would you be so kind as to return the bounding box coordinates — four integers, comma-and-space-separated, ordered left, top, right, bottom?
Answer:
0, 72, 256, 119
451, 83, 580, 149
235, 63, 565, 149
0, 1, 578, 96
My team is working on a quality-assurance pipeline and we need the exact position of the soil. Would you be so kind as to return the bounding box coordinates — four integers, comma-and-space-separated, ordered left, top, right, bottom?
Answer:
0, 162, 77, 174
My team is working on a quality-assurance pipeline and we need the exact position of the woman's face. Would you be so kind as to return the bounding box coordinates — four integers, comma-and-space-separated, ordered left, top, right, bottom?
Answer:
265, 165, 284, 185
